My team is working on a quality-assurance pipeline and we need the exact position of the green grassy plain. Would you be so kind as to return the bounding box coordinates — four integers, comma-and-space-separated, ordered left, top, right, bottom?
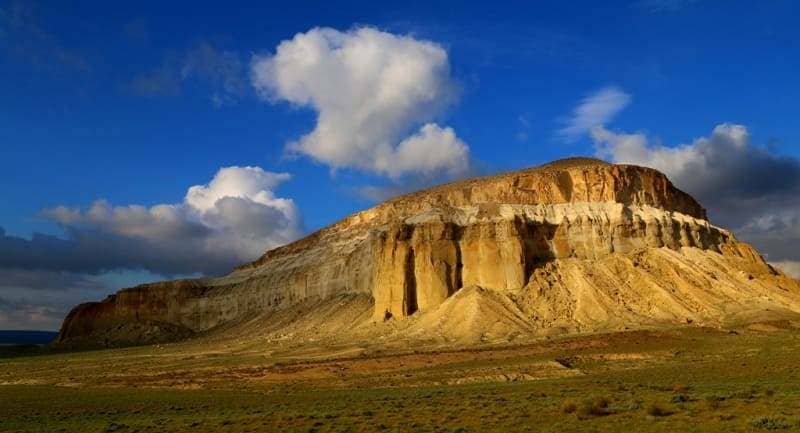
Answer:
2, 325, 800, 432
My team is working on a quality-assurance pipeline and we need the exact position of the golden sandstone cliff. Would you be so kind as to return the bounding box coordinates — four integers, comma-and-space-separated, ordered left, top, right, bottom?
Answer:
57, 158, 800, 348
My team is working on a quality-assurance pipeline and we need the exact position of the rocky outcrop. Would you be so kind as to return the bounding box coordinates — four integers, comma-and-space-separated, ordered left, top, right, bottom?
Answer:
367, 202, 731, 320
56, 158, 800, 348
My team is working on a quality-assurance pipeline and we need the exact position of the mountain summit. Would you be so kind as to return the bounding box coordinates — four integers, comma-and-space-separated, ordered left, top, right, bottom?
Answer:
57, 158, 800, 348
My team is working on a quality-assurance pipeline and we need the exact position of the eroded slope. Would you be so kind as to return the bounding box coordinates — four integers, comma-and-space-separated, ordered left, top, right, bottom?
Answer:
57, 158, 800, 348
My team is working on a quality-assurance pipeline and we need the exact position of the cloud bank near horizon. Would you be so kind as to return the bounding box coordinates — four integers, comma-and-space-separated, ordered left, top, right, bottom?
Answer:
1, 166, 301, 278
0, 166, 302, 330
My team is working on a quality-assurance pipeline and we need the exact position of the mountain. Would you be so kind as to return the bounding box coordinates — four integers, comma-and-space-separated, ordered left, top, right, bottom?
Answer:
56, 158, 800, 349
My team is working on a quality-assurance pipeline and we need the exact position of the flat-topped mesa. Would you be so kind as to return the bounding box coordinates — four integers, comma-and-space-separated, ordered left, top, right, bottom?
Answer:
241, 158, 706, 269
57, 158, 798, 349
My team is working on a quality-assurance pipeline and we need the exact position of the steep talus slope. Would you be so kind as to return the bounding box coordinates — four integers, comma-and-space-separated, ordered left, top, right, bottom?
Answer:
56, 158, 800, 349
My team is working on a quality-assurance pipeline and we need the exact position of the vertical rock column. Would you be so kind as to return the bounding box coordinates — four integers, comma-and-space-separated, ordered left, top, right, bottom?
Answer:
371, 221, 465, 318
459, 219, 528, 291
372, 224, 417, 319
370, 217, 560, 319
411, 222, 461, 311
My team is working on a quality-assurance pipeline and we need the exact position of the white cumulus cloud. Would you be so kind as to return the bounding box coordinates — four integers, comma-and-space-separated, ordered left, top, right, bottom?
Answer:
1, 166, 302, 276
185, 166, 293, 213
591, 123, 792, 208
559, 86, 631, 141
251, 26, 469, 178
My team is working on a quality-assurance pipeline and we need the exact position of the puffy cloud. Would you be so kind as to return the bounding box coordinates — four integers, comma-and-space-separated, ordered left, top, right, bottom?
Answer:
390, 124, 468, 178
1, 166, 301, 277
591, 123, 800, 225
593, 124, 762, 201
561, 85, 800, 273
591, 123, 800, 266
185, 167, 292, 212
251, 26, 469, 178
559, 86, 631, 141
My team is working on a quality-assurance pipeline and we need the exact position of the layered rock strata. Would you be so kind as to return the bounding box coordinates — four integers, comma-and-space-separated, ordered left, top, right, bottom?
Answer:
57, 158, 800, 347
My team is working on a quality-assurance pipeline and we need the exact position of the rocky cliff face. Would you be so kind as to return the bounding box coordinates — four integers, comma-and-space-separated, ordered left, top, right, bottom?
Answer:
57, 158, 800, 348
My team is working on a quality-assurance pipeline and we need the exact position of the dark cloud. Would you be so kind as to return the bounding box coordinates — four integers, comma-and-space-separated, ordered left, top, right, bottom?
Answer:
0, 269, 113, 330
0, 224, 228, 276
0, 294, 70, 331
0, 298, 63, 330
0, 268, 107, 292
0, 167, 302, 330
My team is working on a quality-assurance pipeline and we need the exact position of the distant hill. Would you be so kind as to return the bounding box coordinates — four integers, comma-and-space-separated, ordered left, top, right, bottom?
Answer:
0, 330, 58, 346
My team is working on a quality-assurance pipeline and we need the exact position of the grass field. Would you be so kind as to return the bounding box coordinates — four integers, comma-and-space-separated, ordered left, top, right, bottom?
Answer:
2, 324, 800, 432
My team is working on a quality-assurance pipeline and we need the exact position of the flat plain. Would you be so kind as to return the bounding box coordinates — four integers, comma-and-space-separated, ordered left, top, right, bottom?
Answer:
3, 321, 800, 433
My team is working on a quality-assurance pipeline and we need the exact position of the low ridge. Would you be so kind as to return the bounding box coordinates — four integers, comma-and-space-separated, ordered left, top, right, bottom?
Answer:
57, 158, 800, 349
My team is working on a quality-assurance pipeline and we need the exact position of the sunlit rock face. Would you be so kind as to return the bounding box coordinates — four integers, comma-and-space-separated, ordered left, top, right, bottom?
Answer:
368, 201, 730, 320
57, 158, 800, 348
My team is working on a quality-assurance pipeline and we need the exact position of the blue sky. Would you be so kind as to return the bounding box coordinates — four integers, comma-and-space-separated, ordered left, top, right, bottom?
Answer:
2, 0, 800, 329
